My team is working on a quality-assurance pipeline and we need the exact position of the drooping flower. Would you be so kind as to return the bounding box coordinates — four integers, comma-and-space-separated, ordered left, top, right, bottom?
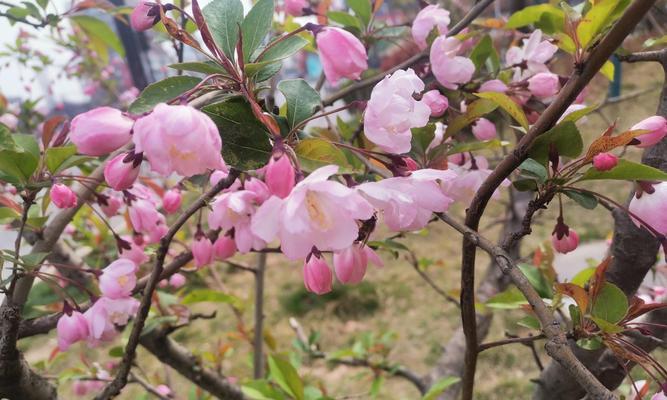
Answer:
51, 183, 77, 209
363, 69, 431, 154
251, 165, 374, 259
118, 237, 149, 265
129, 199, 168, 244
209, 190, 266, 253
472, 118, 497, 141
631, 116, 667, 148
527, 72, 560, 98
592, 152, 618, 171
430, 36, 475, 89
315, 27, 368, 85
192, 236, 214, 268
130, 0, 160, 32
70, 107, 133, 156
133, 103, 225, 177
104, 153, 140, 191
422, 89, 449, 117
57, 311, 89, 351
303, 255, 333, 295
285, 0, 307, 16
100, 192, 123, 217
411, 4, 450, 50
99, 259, 138, 299
85, 297, 140, 344
333, 244, 383, 284
213, 234, 237, 260
162, 189, 182, 214
551, 218, 579, 254
442, 156, 509, 204
629, 182, 667, 235
505, 29, 558, 79
265, 154, 296, 199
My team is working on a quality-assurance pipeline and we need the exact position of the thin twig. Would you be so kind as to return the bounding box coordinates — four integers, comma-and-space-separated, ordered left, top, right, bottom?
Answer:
478, 334, 546, 352
407, 250, 460, 308
129, 372, 170, 400
253, 252, 267, 379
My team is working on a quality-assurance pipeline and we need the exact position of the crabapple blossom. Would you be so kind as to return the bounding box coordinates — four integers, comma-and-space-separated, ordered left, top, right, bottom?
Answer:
443, 156, 509, 204
0, 113, 18, 130
552, 219, 579, 254
51, 183, 77, 209
303, 255, 333, 295
479, 79, 508, 93
411, 4, 450, 50
629, 182, 667, 235
265, 154, 296, 198
430, 36, 475, 89
333, 244, 383, 285
472, 118, 497, 141
100, 192, 123, 217
363, 69, 431, 154
133, 103, 225, 177
505, 29, 558, 79
129, 198, 168, 243
213, 235, 237, 260
592, 152, 618, 171
251, 165, 374, 259
69, 107, 133, 156
130, 1, 159, 31
422, 89, 449, 117
209, 190, 266, 253
244, 178, 271, 204
631, 116, 667, 148
119, 238, 149, 265
285, 0, 307, 16
85, 296, 140, 344
315, 27, 368, 85
192, 236, 214, 268
104, 153, 140, 191
156, 385, 172, 397
162, 188, 182, 214
169, 273, 187, 289
527, 72, 560, 98
99, 259, 138, 299
56, 311, 89, 351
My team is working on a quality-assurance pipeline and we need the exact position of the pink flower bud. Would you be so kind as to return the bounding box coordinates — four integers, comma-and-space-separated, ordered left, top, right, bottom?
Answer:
479, 79, 508, 93
631, 116, 667, 148
333, 245, 382, 284
192, 236, 214, 268
101, 193, 123, 217
119, 238, 149, 265
629, 182, 667, 235
129, 199, 167, 243
592, 152, 618, 171
0, 113, 18, 130
411, 4, 450, 50
99, 259, 138, 299
245, 178, 270, 204
303, 255, 333, 295
156, 385, 172, 397
552, 228, 579, 254
213, 235, 237, 260
169, 273, 186, 288
315, 27, 368, 85
104, 153, 140, 191
285, 0, 307, 16
130, 1, 159, 32
72, 381, 89, 396
265, 154, 296, 198
527, 72, 560, 98
162, 189, 182, 214
51, 183, 77, 209
158, 279, 168, 288
57, 311, 89, 351
70, 107, 133, 156
422, 90, 449, 117
472, 118, 497, 141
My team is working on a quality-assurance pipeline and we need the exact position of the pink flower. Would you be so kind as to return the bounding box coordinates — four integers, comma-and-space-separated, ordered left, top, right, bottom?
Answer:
285, 0, 307, 16
316, 27, 368, 85
99, 259, 138, 299
156, 385, 172, 397
592, 152, 618, 171
133, 103, 225, 177
192, 236, 214, 268
333, 244, 383, 284
72, 381, 89, 396
430, 36, 475, 89
169, 273, 186, 289
506, 29, 558, 79
265, 154, 296, 198
104, 153, 140, 191
472, 118, 497, 140
0, 113, 18, 130
51, 183, 77, 209
411, 4, 450, 50
100, 192, 123, 217
119, 238, 149, 265
552, 225, 579, 254
85, 297, 139, 343
364, 69, 431, 154
130, 1, 159, 32
57, 311, 89, 351
129, 199, 167, 244
651, 391, 666, 400
629, 182, 667, 235
119, 87, 140, 106
303, 255, 333, 295
251, 165, 374, 259
70, 107, 133, 156
422, 89, 449, 117
162, 189, 182, 214
527, 72, 560, 98
244, 178, 271, 204
213, 235, 237, 260
631, 116, 667, 148
209, 190, 266, 253
479, 79, 508, 93
442, 156, 509, 204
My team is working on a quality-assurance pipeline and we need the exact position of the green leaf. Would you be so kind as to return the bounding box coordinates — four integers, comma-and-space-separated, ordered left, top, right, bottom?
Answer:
0, 133, 39, 184
108, 346, 124, 357
242, 380, 285, 399
0, 207, 20, 221
591, 282, 628, 324
519, 158, 548, 183
600, 59, 614, 81
22, 252, 49, 269
577, 336, 603, 350
517, 316, 541, 330
70, 16, 125, 57
181, 289, 241, 306
518, 263, 553, 299
486, 286, 528, 309
513, 178, 538, 192
409, 123, 436, 161
506, 4, 564, 30
347, 0, 371, 26
241, 0, 274, 62
578, 159, 667, 182
204, 0, 244, 60
203, 97, 272, 169
577, 0, 629, 48
327, 11, 362, 31
476, 92, 528, 130
254, 61, 282, 82
571, 267, 596, 287
469, 35, 499, 72
422, 377, 461, 400
45, 145, 77, 174
128, 76, 202, 114
268, 355, 304, 400
590, 316, 624, 334
168, 61, 227, 75
258, 35, 309, 63
569, 304, 582, 329
445, 139, 508, 155
528, 121, 583, 165
444, 99, 498, 138
558, 104, 597, 124
295, 138, 351, 172
563, 189, 598, 209
277, 79, 320, 129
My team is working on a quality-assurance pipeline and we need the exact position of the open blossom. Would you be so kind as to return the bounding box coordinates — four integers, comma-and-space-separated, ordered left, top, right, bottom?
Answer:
192, 236, 214, 268
99, 259, 137, 299
85, 297, 140, 344
364, 69, 431, 154
251, 165, 374, 259
430, 36, 475, 89
209, 190, 266, 253
285, 0, 307, 16
51, 183, 77, 209
100, 192, 123, 217
592, 152, 618, 171
133, 103, 225, 177
265, 154, 296, 199
70, 107, 133, 156
130, 1, 159, 31
442, 156, 509, 204
303, 255, 333, 295
213, 235, 237, 260
129, 199, 168, 243
104, 153, 140, 191
333, 244, 383, 285
472, 118, 497, 140
422, 90, 449, 117
506, 29, 558, 79
631, 116, 667, 148
411, 4, 450, 50
119, 237, 149, 265
57, 311, 89, 351
315, 27, 368, 85
629, 182, 667, 235
162, 189, 182, 214
527, 72, 560, 98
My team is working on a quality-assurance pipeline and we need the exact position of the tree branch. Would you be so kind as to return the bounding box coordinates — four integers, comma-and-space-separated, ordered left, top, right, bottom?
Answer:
478, 334, 546, 352
253, 252, 267, 379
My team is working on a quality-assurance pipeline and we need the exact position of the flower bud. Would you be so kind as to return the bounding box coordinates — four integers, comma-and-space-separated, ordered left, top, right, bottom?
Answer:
314, 27, 368, 85
411, 4, 450, 50
100, 193, 123, 217
192, 236, 214, 268
130, 1, 160, 32
422, 90, 449, 117
57, 310, 89, 351
99, 259, 138, 299
551, 222, 579, 254
265, 154, 296, 199
479, 79, 508, 93
51, 183, 77, 209
213, 235, 237, 260
0, 113, 18, 130
629, 182, 667, 235
156, 385, 172, 397
118, 237, 149, 265
527, 72, 560, 98
104, 153, 140, 191
70, 107, 133, 156
285, 0, 307, 16
162, 188, 182, 214
472, 118, 497, 141
631, 116, 667, 148
592, 152, 618, 171
303, 255, 333, 295
169, 273, 186, 289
